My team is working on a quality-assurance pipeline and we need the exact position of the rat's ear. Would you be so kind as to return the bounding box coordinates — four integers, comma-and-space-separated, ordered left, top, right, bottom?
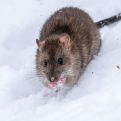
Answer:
36, 39, 45, 48
59, 33, 71, 48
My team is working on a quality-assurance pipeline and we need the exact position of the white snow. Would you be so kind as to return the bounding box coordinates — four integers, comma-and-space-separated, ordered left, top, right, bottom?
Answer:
0, 0, 121, 121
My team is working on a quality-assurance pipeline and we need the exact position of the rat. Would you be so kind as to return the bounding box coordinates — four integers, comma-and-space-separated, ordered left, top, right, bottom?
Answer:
36, 7, 121, 91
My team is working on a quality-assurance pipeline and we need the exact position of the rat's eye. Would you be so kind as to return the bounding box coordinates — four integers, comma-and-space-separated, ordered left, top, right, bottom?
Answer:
57, 58, 63, 65
44, 59, 48, 67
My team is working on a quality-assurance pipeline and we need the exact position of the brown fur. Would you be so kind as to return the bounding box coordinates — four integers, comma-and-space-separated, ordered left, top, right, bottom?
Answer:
36, 7, 101, 88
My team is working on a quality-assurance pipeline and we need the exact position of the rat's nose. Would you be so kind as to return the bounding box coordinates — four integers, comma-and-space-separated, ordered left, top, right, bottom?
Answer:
51, 77, 55, 82
49, 77, 58, 82
49, 77, 55, 82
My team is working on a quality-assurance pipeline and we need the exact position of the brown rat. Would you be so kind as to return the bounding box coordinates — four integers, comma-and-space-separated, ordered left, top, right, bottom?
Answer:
35, 7, 121, 90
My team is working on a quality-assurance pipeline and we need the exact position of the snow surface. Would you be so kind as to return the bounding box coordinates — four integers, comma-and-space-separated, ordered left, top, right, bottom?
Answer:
0, 0, 121, 121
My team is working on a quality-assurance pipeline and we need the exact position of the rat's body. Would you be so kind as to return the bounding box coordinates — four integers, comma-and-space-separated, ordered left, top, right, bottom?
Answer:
36, 7, 121, 90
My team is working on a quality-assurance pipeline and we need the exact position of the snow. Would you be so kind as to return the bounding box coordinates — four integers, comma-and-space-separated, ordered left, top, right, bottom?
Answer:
0, 0, 121, 121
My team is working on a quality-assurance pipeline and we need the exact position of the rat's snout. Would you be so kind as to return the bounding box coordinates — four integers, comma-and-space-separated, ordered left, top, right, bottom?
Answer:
49, 75, 58, 82
50, 77, 55, 82
49, 76, 57, 82
47, 70, 55, 82
48, 69, 61, 82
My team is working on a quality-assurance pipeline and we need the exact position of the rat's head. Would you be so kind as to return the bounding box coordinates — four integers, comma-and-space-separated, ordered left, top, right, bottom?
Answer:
36, 33, 80, 88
